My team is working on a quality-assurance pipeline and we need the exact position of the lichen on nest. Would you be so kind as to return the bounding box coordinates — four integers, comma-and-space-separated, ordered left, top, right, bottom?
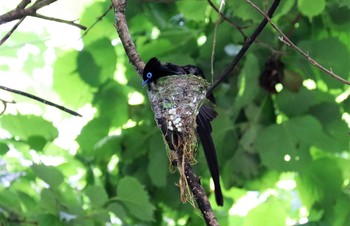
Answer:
147, 74, 209, 204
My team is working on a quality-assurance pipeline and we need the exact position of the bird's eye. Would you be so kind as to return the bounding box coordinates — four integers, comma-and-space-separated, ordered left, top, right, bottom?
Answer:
146, 72, 152, 79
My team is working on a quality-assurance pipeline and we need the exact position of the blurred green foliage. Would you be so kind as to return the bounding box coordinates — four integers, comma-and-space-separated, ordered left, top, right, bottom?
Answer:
0, 0, 349, 225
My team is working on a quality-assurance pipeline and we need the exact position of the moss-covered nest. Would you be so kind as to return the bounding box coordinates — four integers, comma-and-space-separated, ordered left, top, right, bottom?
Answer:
147, 74, 209, 204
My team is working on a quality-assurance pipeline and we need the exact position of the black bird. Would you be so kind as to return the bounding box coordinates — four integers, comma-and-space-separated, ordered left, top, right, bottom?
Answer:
142, 57, 223, 206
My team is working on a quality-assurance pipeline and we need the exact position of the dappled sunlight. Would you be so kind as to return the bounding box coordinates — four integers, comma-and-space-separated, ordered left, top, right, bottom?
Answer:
303, 79, 317, 90
197, 35, 207, 46
114, 63, 128, 85
0, 0, 349, 225
228, 172, 308, 225
128, 91, 144, 105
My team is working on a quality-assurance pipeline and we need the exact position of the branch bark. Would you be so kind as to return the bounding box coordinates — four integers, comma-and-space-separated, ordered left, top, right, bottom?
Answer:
111, 1, 220, 225
0, 0, 86, 46
185, 163, 219, 226
112, 0, 144, 76
0, 85, 81, 117
0, 0, 57, 25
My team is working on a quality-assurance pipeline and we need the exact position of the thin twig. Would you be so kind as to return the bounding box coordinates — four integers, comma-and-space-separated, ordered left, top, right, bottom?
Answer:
0, 18, 25, 46
246, 0, 350, 86
81, 4, 113, 39
207, 0, 281, 96
0, 0, 57, 25
0, 0, 86, 46
210, 0, 225, 82
32, 13, 87, 30
0, 0, 30, 46
16, 0, 32, 9
0, 85, 81, 117
207, 0, 248, 39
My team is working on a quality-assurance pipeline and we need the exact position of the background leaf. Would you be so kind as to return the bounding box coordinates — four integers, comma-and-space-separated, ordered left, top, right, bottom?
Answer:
32, 164, 64, 188
0, 0, 349, 225
298, 0, 326, 18
117, 177, 155, 222
0, 115, 58, 141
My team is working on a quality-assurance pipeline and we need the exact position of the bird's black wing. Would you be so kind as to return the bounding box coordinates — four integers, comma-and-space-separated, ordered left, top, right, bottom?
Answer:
196, 105, 223, 206
162, 63, 186, 75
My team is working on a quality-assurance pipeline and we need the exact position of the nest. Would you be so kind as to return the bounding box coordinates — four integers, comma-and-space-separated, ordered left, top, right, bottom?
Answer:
147, 75, 209, 204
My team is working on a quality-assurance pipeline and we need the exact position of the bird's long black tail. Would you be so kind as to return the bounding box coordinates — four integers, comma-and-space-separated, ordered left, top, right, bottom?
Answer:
196, 105, 223, 206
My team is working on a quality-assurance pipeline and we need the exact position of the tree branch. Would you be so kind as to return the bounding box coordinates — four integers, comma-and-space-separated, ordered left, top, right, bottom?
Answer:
112, 0, 144, 76
185, 163, 219, 226
0, 18, 25, 46
111, 1, 220, 225
0, 0, 86, 46
206, 0, 281, 96
0, 85, 81, 117
0, 0, 57, 25
31, 13, 87, 30
16, 0, 32, 10
246, 0, 350, 86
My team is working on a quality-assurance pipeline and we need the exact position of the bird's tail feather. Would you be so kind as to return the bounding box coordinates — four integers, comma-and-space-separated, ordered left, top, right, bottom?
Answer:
196, 105, 223, 206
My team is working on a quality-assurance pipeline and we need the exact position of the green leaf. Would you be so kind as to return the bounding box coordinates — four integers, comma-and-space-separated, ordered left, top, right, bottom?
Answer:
332, 194, 350, 226
298, 0, 326, 18
229, 0, 264, 23
176, 1, 208, 21
39, 189, 59, 214
256, 116, 332, 171
89, 209, 110, 222
0, 190, 21, 213
117, 177, 155, 222
93, 135, 120, 161
298, 38, 350, 89
78, 38, 116, 87
274, 0, 296, 21
120, 126, 152, 161
32, 164, 64, 188
77, 51, 101, 87
199, 22, 236, 61
17, 191, 37, 213
139, 39, 173, 61
239, 124, 263, 151
310, 102, 349, 152
225, 149, 260, 187
234, 54, 260, 109
296, 158, 343, 208
0, 115, 58, 141
80, 1, 115, 45
76, 117, 110, 155
108, 202, 127, 222
245, 171, 281, 191
244, 198, 288, 226
276, 88, 319, 116
93, 82, 128, 128
38, 214, 62, 226
53, 51, 93, 108
0, 142, 9, 154
335, 0, 350, 9
85, 185, 108, 207
147, 134, 168, 187
27, 135, 47, 151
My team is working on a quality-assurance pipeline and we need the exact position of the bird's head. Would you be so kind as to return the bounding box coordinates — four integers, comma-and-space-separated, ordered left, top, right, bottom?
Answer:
142, 57, 162, 87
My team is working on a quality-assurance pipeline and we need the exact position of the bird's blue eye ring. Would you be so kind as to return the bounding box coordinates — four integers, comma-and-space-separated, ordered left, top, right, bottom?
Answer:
146, 72, 152, 79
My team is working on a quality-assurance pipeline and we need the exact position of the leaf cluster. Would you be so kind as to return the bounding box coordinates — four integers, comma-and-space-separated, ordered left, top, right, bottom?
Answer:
0, 0, 349, 225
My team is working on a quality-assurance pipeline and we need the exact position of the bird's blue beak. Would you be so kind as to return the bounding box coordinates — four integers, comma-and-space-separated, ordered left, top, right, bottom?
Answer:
142, 79, 150, 87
